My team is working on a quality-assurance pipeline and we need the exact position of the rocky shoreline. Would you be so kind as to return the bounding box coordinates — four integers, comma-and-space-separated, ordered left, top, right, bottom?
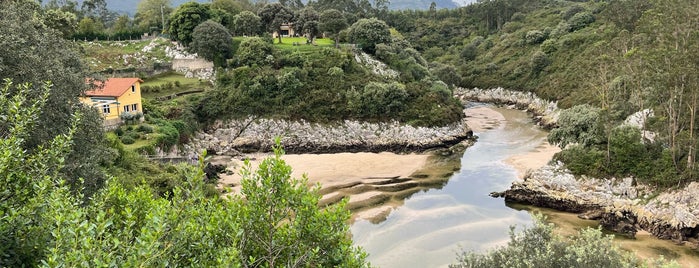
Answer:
455, 87, 560, 128
459, 87, 699, 247
183, 117, 474, 156
492, 162, 699, 246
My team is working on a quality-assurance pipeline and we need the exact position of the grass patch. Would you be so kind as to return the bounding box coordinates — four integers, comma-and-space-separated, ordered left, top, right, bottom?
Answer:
140, 72, 211, 99
122, 136, 158, 151
274, 37, 336, 51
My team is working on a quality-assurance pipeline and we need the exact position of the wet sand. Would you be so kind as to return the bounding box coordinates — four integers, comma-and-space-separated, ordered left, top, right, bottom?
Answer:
217, 152, 459, 222
504, 142, 560, 179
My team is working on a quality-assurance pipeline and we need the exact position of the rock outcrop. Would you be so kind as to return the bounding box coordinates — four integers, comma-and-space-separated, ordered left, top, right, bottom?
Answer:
184, 117, 474, 156
495, 162, 699, 245
454, 87, 560, 128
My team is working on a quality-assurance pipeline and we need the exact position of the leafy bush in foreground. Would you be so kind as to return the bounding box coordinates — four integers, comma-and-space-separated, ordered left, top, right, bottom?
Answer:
451, 215, 677, 268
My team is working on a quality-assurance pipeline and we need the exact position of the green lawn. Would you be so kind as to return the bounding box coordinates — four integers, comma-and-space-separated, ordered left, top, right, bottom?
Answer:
122, 135, 158, 151
140, 72, 211, 99
274, 37, 335, 51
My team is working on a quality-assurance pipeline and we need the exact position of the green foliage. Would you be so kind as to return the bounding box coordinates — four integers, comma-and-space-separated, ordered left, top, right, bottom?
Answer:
294, 7, 321, 40
548, 104, 604, 148
461, 43, 478, 61
1, 88, 367, 267
350, 81, 409, 117
524, 30, 546, 44
169, 1, 211, 45
567, 11, 595, 32
258, 3, 294, 43
236, 141, 368, 267
319, 9, 348, 47
529, 50, 549, 74
236, 37, 275, 66
1, 1, 108, 198
155, 121, 181, 151
191, 20, 234, 67
232, 10, 261, 36
135, 0, 173, 32
450, 215, 671, 268
349, 18, 392, 54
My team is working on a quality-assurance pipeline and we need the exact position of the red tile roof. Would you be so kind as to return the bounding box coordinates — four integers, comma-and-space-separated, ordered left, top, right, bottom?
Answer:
84, 78, 142, 97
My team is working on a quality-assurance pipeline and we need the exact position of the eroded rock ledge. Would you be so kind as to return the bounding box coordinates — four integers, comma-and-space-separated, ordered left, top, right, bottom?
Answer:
494, 162, 699, 245
454, 87, 560, 128
184, 117, 474, 156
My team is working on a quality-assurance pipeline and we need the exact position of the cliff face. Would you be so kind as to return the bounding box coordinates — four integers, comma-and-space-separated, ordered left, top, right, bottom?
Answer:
496, 162, 699, 245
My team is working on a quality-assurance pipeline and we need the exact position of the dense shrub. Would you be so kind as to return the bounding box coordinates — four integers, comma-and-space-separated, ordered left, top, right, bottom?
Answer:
540, 39, 558, 54
461, 43, 478, 61
530, 50, 549, 74
137, 124, 154, 133
568, 11, 595, 31
120, 135, 136, 145
351, 82, 409, 117
451, 215, 662, 268
156, 123, 180, 151
525, 30, 546, 44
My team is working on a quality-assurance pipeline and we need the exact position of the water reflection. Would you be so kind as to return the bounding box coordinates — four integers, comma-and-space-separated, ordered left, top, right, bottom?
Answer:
351, 106, 546, 268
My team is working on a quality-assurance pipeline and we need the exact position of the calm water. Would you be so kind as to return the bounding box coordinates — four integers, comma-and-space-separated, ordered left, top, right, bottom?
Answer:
351, 106, 548, 267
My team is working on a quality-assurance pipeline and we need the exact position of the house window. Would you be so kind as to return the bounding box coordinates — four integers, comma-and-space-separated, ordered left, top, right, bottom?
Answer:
132, 104, 138, 111
131, 85, 136, 93
102, 104, 110, 114
124, 105, 130, 112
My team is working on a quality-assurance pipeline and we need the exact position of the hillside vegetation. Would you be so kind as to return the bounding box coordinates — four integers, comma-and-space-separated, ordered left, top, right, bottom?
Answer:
387, 0, 699, 186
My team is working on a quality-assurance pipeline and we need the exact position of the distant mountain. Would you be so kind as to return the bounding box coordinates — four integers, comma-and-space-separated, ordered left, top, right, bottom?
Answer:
102, 0, 474, 16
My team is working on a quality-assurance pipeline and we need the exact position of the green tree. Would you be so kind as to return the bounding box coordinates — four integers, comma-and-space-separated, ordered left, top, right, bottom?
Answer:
236, 36, 275, 66
135, 0, 172, 32
169, 1, 211, 45
43, 8, 78, 38
0, 0, 110, 197
233, 10, 262, 36
348, 17, 391, 54
294, 7, 320, 41
548, 104, 604, 148
450, 215, 671, 268
76, 16, 105, 39
111, 14, 132, 34
191, 20, 234, 67
236, 141, 368, 267
258, 2, 294, 44
319, 9, 347, 48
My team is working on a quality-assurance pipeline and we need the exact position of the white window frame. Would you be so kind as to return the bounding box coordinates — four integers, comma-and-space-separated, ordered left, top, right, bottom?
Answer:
102, 104, 111, 114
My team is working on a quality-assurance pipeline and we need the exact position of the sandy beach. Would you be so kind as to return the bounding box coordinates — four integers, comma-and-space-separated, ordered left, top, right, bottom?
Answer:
217, 152, 455, 222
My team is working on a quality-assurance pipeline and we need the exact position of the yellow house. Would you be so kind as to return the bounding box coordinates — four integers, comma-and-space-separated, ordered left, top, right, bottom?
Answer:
80, 78, 144, 127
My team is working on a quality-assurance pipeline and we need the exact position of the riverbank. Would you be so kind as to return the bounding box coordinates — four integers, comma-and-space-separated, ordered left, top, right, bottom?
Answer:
495, 162, 699, 250
455, 87, 560, 128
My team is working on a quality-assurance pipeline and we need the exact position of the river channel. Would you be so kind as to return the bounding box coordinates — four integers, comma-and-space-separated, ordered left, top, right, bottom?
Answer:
350, 105, 546, 267
350, 105, 699, 267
